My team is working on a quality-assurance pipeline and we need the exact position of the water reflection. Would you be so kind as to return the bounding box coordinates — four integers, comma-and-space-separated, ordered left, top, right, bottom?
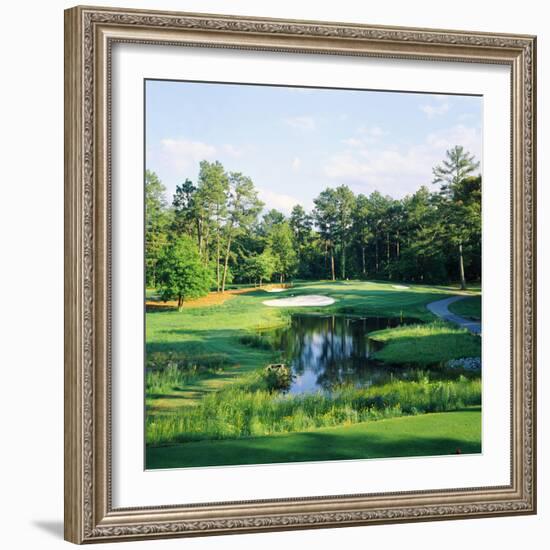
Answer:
264, 315, 421, 395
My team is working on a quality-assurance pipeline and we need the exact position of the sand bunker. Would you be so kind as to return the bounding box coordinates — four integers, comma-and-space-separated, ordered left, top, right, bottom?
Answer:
262, 295, 335, 307
392, 285, 410, 290
264, 288, 288, 293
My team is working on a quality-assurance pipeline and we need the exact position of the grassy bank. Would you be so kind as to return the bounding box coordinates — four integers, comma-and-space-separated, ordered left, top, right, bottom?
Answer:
369, 321, 481, 365
146, 407, 481, 468
448, 296, 482, 321
145, 280, 482, 467
145, 291, 287, 409
146, 375, 481, 446
145, 280, 473, 410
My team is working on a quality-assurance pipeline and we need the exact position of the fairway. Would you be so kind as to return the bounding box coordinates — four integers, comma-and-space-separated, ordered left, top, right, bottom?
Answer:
145, 280, 476, 409
147, 408, 481, 469
146, 279, 482, 467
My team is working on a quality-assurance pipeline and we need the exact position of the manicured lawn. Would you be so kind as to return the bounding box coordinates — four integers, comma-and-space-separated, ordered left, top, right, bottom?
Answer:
145, 280, 466, 409
449, 295, 482, 321
145, 280, 482, 468
146, 408, 481, 469
275, 280, 465, 320
369, 321, 481, 365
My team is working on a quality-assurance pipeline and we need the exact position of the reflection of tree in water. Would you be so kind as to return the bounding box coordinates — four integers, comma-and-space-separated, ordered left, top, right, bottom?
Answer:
270, 315, 413, 394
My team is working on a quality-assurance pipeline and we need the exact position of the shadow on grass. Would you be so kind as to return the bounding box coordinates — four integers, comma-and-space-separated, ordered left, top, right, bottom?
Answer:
146, 303, 178, 313
146, 392, 199, 400
146, 409, 481, 469
145, 334, 276, 406
146, 331, 276, 363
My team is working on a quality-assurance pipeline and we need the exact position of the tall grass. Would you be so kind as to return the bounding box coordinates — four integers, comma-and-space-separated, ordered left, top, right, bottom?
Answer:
146, 352, 229, 394
146, 375, 481, 446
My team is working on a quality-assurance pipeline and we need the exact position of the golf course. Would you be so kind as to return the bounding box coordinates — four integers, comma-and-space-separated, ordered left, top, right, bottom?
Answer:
145, 280, 482, 468
143, 95, 483, 468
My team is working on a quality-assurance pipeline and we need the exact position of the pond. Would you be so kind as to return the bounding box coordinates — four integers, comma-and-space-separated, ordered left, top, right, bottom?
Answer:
261, 315, 425, 395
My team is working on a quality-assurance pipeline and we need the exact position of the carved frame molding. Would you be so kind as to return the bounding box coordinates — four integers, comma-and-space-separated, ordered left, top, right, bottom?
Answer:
64, 6, 536, 544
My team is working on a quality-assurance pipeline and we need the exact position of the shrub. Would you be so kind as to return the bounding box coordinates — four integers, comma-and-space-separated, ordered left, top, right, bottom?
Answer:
263, 364, 294, 391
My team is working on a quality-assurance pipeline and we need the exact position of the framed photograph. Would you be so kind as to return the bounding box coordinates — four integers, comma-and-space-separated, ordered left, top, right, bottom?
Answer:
64, 5, 537, 544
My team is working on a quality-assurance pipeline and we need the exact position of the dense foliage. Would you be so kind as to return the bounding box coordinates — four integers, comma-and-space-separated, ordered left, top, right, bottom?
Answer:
156, 234, 212, 309
146, 145, 481, 294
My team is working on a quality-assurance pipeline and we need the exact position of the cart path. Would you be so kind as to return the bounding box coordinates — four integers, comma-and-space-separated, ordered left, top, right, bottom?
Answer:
426, 296, 481, 335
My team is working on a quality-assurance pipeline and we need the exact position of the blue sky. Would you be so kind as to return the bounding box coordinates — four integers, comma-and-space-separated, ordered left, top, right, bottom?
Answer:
146, 80, 482, 214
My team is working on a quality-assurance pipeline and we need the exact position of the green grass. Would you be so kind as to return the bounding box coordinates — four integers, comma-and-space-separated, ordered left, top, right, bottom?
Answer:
146, 375, 481, 446
273, 280, 471, 320
146, 408, 481, 468
146, 294, 287, 408
145, 280, 473, 410
448, 296, 482, 321
369, 321, 481, 365
145, 280, 482, 467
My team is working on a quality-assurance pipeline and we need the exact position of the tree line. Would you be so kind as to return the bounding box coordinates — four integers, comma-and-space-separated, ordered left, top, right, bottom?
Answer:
146, 145, 481, 307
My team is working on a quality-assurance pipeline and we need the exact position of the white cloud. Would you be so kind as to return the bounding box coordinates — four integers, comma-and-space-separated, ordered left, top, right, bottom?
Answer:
358, 125, 385, 138
324, 150, 428, 197
291, 157, 301, 171
426, 124, 481, 153
341, 137, 363, 147
222, 144, 244, 157
420, 102, 450, 118
284, 115, 316, 131
342, 126, 387, 147
158, 139, 249, 175
257, 187, 300, 215
323, 124, 482, 198
160, 138, 217, 172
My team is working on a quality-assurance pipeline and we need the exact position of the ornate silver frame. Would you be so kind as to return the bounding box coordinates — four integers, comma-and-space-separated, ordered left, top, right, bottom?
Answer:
64, 5, 537, 544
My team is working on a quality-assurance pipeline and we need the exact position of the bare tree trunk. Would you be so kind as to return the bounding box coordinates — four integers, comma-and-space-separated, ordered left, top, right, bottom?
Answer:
330, 246, 336, 281
214, 206, 222, 291
216, 234, 221, 292
361, 246, 366, 275
341, 240, 346, 279
396, 231, 400, 260
177, 295, 183, 310
375, 238, 379, 273
200, 212, 211, 267
386, 232, 391, 279
458, 241, 466, 290
196, 219, 203, 257
203, 233, 210, 267
221, 235, 233, 293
